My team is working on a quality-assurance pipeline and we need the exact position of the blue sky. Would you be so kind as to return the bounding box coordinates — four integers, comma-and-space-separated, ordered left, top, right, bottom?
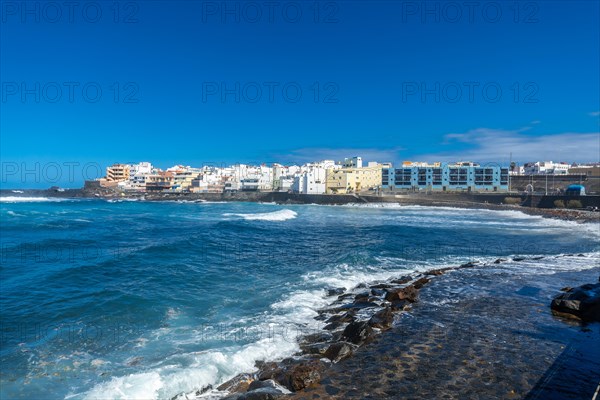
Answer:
1, 0, 599, 187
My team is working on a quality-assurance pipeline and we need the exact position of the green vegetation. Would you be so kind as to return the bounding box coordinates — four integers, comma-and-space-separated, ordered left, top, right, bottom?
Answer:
566, 200, 583, 209
553, 200, 565, 208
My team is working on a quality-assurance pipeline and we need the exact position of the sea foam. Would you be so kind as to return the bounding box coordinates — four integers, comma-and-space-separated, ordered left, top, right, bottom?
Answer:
223, 209, 297, 221
0, 196, 68, 202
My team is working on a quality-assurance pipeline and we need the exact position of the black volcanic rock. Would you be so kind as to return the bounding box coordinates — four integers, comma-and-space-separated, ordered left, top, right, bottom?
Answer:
425, 267, 452, 276
327, 287, 345, 296
413, 277, 431, 289
385, 285, 419, 302
390, 299, 411, 311
300, 331, 333, 345
460, 261, 479, 268
354, 291, 370, 300
323, 341, 357, 362
325, 312, 355, 324
368, 306, 394, 330
342, 321, 374, 344
323, 321, 345, 331
300, 342, 332, 356
259, 359, 327, 392
247, 379, 289, 393
370, 283, 394, 289
217, 373, 254, 394
337, 301, 380, 311
551, 282, 600, 322
390, 276, 412, 284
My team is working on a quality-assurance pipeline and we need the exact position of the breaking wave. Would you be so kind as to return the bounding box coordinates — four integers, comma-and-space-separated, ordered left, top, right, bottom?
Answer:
223, 209, 298, 221
0, 196, 70, 202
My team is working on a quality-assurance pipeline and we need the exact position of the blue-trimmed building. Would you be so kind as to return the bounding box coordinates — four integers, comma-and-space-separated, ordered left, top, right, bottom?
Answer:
382, 162, 509, 192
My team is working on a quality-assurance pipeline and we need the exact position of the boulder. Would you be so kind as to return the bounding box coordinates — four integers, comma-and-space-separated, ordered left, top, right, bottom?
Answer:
240, 389, 286, 400
459, 261, 479, 268
336, 293, 355, 301
385, 285, 419, 302
354, 291, 370, 300
370, 283, 394, 289
323, 321, 345, 331
256, 361, 282, 381
327, 287, 345, 296
336, 301, 380, 311
493, 258, 506, 264
425, 267, 452, 276
390, 299, 411, 311
257, 358, 327, 392
323, 341, 357, 362
217, 373, 255, 394
342, 321, 374, 344
301, 332, 329, 345
390, 276, 412, 284
325, 312, 355, 324
368, 306, 394, 330
226, 384, 289, 400
354, 295, 374, 304
413, 277, 430, 289
551, 283, 600, 322
284, 360, 327, 391
300, 342, 332, 356
513, 257, 526, 262
314, 313, 329, 321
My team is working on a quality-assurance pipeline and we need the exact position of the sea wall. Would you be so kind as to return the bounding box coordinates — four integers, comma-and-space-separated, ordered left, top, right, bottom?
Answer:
5, 184, 599, 211
510, 174, 599, 194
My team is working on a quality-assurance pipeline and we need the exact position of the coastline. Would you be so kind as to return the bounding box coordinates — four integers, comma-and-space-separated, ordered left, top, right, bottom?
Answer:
189, 255, 600, 400
285, 263, 600, 400
2, 188, 599, 224
2, 193, 599, 399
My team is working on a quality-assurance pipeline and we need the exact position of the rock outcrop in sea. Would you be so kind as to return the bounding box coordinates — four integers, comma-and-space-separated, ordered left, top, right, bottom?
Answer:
213, 260, 492, 399
551, 278, 600, 322
172, 255, 599, 400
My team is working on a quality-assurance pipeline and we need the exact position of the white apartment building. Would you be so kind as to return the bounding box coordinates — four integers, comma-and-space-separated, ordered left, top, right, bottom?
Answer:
342, 157, 362, 168
292, 160, 337, 194
524, 161, 570, 175
129, 162, 153, 176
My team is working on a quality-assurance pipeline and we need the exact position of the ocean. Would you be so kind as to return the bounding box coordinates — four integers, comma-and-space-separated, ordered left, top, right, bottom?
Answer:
0, 198, 599, 399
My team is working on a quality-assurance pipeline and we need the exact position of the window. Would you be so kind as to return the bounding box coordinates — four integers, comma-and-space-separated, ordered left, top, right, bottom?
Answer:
432, 168, 442, 185
394, 168, 412, 186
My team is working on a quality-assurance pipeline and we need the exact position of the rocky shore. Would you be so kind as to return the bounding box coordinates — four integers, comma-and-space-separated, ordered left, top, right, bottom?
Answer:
173, 254, 600, 400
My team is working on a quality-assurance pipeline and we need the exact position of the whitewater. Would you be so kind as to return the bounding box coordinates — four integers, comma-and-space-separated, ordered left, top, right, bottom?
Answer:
0, 199, 598, 400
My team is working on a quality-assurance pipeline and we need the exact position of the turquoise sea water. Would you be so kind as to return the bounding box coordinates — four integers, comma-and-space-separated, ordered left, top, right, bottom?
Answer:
0, 198, 598, 399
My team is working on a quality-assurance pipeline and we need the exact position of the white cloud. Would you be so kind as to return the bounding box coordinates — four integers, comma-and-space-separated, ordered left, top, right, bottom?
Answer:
412, 128, 600, 164
589, 111, 600, 117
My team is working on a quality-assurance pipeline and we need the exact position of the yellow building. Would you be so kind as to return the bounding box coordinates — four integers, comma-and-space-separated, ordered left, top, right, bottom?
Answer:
106, 164, 130, 182
326, 166, 382, 194
171, 171, 200, 192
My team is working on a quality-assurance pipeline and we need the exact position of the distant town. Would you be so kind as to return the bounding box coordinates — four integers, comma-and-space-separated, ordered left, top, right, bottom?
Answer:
93, 158, 600, 195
